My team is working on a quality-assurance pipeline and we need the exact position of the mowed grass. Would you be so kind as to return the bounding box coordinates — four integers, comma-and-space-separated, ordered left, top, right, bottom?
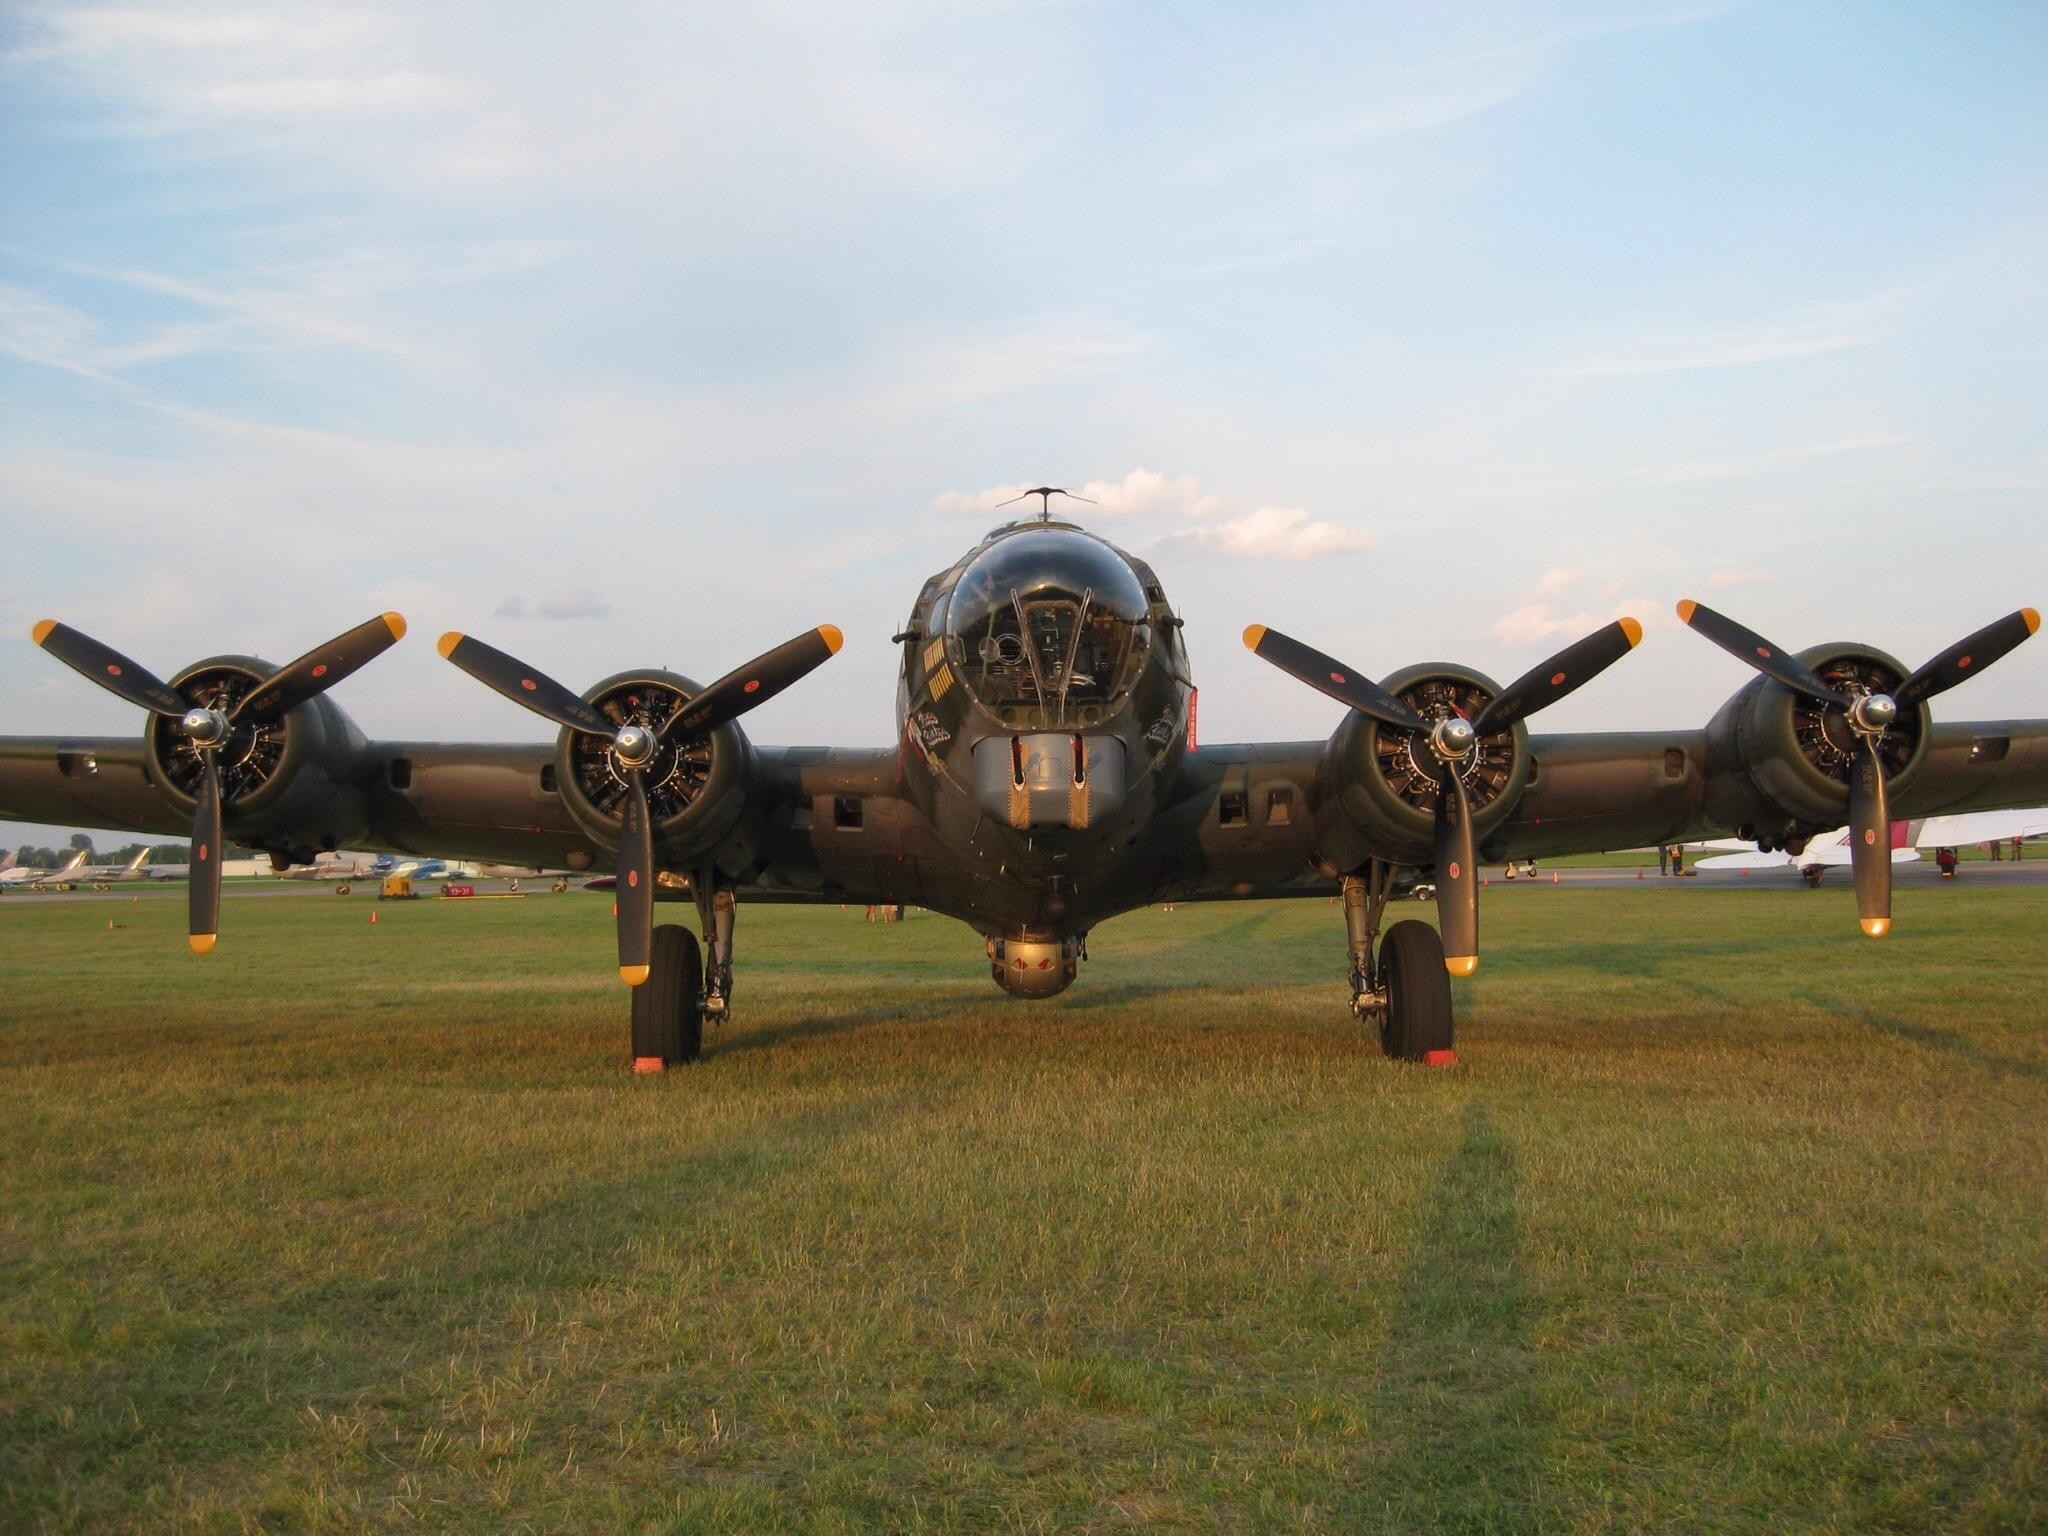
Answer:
2, 884, 2045, 1534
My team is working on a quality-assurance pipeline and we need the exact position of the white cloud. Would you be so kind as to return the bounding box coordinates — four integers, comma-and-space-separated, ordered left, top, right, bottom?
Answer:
932, 467, 1218, 519
1534, 567, 1579, 598
934, 470, 1371, 561
1490, 599, 1654, 647
1182, 505, 1372, 561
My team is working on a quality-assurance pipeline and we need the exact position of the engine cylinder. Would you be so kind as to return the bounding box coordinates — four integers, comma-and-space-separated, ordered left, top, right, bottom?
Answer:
1315, 662, 1532, 867
144, 655, 373, 851
1701, 643, 1930, 830
554, 670, 749, 863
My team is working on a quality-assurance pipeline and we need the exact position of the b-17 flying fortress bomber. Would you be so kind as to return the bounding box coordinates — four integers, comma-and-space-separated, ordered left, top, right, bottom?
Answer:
5, 495, 2044, 1068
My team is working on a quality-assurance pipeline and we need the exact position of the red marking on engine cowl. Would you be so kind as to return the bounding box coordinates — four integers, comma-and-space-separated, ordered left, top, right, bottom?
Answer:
1756, 646, 1772, 659
107, 664, 123, 676
520, 678, 537, 691
1551, 671, 1566, 686
1448, 861, 1460, 880
1959, 655, 1973, 668
312, 664, 328, 678
744, 679, 761, 693
627, 869, 639, 887
1329, 671, 1346, 685
198, 844, 210, 860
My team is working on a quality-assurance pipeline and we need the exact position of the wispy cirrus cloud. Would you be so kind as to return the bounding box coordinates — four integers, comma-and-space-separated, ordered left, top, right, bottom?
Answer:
1563, 289, 1930, 378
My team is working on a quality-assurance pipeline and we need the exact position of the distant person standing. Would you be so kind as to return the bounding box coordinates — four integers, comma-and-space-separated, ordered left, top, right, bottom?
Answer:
2015, 836, 2025, 862
1989, 838, 2003, 861
1671, 845, 1684, 877
1657, 844, 1671, 876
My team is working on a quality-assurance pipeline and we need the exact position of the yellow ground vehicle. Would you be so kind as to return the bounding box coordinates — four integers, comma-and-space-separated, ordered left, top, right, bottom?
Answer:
378, 875, 415, 900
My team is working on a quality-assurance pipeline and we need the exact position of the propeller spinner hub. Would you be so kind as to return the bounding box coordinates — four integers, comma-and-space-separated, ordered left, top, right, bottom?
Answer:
612, 723, 657, 768
182, 707, 229, 747
1430, 716, 1478, 761
1850, 693, 1899, 735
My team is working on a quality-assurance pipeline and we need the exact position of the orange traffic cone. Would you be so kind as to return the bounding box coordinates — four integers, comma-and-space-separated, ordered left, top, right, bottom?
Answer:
1551, 872, 1560, 885
370, 910, 379, 924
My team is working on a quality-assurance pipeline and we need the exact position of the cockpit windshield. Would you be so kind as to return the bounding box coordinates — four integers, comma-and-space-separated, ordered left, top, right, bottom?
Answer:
943, 528, 1152, 728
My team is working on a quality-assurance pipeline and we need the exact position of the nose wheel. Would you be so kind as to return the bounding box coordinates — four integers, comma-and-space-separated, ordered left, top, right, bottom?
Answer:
1342, 863, 1457, 1064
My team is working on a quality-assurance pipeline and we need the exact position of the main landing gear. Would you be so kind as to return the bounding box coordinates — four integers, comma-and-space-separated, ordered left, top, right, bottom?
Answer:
1342, 863, 1456, 1065
628, 878, 735, 1073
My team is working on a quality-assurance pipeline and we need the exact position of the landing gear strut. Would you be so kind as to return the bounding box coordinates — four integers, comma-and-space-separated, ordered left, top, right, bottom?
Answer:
696, 881, 735, 1025
1342, 862, 1456, 1064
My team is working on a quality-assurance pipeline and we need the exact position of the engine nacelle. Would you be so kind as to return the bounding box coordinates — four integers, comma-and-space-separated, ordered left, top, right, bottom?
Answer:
1701, 643, 1931, 835
145, 655, 374, 857
1314, 662, 1534, 868
988, 934, 1080, 998
556, 670, 751, 865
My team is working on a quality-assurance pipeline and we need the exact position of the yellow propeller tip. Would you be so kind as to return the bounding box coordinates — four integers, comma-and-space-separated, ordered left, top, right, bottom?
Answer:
189, 934, 217, 955
1619, 616, 1644, 647
30, 619, 57, 645
1444, 955, 1479, 978
2023, 607, 2041, 636
818, 624, 844, 655
1675, 599, 1698, 624
619, 964, 651, 986
436, 632, 465, 660
1859, 918, 1891, 939
382, 612, 408, 641
1242, 624, 1267, 651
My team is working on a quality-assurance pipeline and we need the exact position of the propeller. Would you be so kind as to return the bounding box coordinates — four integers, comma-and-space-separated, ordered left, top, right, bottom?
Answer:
1245, 616, 1643, 975
31, 613, 408, 952
1677, 599, 2039, 937
438, 624, 843, 984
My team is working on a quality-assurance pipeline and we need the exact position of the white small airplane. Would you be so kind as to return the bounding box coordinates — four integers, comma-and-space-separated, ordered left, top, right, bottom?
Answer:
1694, 806, 2046, 885
274, 851, 381, 892
1913, 808, 2048, 850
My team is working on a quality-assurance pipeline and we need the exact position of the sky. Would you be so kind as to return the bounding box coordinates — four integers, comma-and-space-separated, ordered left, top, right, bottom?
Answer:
3, 0, 2046, 849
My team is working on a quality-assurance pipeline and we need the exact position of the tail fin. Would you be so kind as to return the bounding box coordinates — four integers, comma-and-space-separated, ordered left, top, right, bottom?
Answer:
124, 847, 150, 875
0, 847, 15, 873
60, 848, 87, 873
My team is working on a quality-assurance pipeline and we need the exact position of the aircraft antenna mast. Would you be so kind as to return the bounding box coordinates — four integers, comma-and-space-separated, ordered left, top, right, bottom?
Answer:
994, 485, 1098, 522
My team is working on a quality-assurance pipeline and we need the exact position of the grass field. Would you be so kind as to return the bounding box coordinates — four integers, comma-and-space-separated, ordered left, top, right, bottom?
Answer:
3, 885, 2045, 1534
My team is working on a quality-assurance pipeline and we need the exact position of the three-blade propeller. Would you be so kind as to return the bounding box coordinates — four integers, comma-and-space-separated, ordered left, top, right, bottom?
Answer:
1245, 616, 1643, 976
1677, 600, 2040, 938
438, 625, 843, 984
31, 614, 409, 953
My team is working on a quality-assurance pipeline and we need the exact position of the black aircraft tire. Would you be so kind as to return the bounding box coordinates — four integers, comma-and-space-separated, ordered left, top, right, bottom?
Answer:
631, 924, 704, 1066
1380, 919, 1454, 1063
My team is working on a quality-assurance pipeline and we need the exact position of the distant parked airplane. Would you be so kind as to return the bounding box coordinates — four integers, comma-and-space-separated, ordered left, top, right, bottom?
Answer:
2, 849, 89, 890
274, 851, 381, 891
